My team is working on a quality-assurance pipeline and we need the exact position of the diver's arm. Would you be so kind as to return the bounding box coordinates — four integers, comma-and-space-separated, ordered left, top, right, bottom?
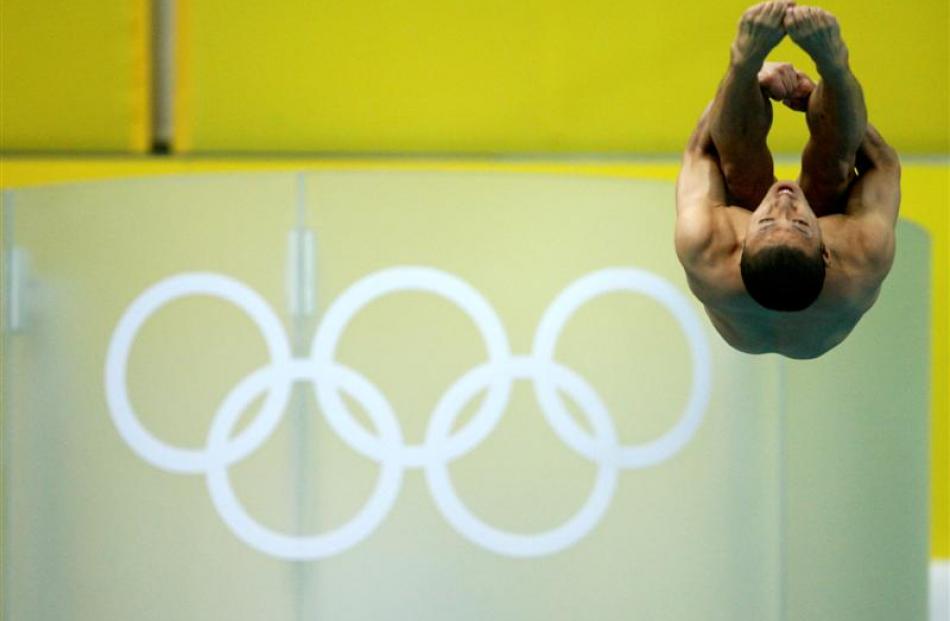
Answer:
758, 61, 816, 112
844, 124, 900, 277
846, 124, 901, 225
675, 105, 727, 262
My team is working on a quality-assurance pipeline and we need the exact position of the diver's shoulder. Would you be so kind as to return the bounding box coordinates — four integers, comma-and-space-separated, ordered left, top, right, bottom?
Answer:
821, 215, 896, 295
677, 208, 751, 305
676, 206, 747, 268
821, 254, 888, 317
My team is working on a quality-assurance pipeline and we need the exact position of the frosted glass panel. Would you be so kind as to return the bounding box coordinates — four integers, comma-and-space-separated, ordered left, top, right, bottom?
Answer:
783, 222, 930, 620
0, 170, 926, 620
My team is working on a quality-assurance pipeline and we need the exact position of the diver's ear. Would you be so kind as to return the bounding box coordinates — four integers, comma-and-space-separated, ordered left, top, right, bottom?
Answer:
820, 243, 830, 265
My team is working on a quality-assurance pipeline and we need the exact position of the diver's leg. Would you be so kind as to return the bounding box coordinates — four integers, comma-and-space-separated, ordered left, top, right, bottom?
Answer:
788, 6, 867, 216
709, 1, 790, 209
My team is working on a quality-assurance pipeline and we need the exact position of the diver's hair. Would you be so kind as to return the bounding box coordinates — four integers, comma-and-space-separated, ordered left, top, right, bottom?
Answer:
739, 243, 826, 311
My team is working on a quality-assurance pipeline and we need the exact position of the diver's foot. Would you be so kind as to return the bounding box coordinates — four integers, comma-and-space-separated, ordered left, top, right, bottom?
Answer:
732, 1, 794, 68
758, 61, 816, 111
784, 6, 849, 74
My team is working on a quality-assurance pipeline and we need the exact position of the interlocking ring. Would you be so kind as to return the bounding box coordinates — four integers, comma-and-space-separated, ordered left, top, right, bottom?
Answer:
105, 266, 711, 559
205, 359, 403, 559
310, 267, 512, 468
104, 273, 293, 474
533, 268, 711, 468
424, 356, 619, 557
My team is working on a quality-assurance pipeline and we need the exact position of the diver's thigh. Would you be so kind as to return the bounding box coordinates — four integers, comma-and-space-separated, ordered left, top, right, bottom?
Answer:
799, 138, 856, 217
718, 146, 776, 210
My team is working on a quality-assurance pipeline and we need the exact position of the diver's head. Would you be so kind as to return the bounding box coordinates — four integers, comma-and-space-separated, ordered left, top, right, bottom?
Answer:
740, 181, 829, 312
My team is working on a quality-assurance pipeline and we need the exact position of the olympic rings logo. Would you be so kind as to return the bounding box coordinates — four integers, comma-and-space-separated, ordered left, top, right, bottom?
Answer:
104, 266, 711, 559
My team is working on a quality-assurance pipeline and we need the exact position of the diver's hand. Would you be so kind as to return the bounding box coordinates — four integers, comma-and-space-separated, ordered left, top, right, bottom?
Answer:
758, 61, 815, 111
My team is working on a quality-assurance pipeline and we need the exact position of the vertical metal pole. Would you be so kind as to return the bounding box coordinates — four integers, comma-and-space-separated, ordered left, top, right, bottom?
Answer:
287, 173, 316, 621
0, 190, 14, 621
151, 0, 175, 151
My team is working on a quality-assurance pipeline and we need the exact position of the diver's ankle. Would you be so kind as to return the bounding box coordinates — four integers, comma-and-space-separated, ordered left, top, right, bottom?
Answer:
814, 50, 851, 80
729, 45, 766, 76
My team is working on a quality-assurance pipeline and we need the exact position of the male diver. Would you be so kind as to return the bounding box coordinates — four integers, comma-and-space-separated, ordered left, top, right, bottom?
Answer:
675, 2, 900, 359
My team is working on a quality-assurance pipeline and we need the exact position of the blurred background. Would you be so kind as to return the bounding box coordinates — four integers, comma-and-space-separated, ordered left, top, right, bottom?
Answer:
1, 0, 947, 619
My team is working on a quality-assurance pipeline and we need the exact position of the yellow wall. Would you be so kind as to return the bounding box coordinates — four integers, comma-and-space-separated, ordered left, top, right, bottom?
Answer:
175, 0, 949, 153
0, 0, 151, 152
1, 1, 946, 154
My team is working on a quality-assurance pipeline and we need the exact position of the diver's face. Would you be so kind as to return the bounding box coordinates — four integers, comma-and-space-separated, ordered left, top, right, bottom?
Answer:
745, 181, 823, 255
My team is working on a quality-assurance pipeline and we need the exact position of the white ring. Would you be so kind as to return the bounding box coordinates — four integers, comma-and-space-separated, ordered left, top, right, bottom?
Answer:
425, 355, 619, 557
106, 265, 711, 558
310, 267, 513, 465
532, 268, 711, 468
104, 273, 292, 474
205, 359, 403, 560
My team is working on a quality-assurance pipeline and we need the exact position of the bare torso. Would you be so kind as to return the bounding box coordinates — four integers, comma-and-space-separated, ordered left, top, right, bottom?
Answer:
674, 3, 899, 359
680, 205, 886, 360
